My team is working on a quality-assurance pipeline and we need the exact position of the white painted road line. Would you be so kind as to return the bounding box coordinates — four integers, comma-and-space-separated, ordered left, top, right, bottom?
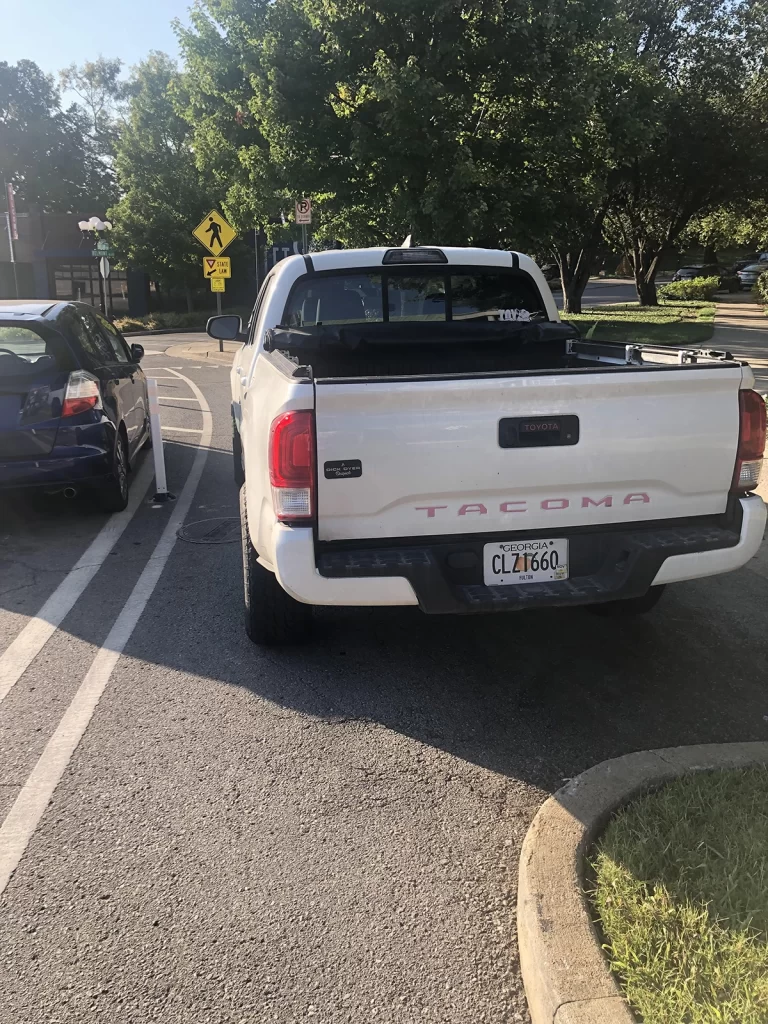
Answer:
0, 369, 213, 895
159, 396, 199, 402
162, 426, 203, 433
0, 457, 154, 706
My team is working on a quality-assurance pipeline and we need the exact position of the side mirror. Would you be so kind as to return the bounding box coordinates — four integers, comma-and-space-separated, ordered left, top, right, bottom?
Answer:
130, 343, 145, 362
207, 315, 245, 342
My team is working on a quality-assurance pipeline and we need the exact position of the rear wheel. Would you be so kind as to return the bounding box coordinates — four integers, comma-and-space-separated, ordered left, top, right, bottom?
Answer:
233, 422, 245, 489
240, 486, 311, 645
99, 429, 130, 513
587, 585, 666, 618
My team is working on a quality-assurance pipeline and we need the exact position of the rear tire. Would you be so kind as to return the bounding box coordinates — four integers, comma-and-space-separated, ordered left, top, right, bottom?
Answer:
99, 430, 130, 513
587, 585, 666, 618
240, 486, 311, 645
233, 422, 245, 489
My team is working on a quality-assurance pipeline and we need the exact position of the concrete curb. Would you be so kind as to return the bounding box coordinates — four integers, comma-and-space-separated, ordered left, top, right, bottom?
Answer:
517, 741, 768, 1024
121, 327, 204, 338
164, 341, 240, 366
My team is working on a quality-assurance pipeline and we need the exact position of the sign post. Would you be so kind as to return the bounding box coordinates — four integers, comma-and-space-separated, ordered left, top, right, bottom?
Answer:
210, 277, 226, 347
295, 198, 312, 255
4, 182, 19, 298
91, 238, 115, 316
192, 211, 237, 348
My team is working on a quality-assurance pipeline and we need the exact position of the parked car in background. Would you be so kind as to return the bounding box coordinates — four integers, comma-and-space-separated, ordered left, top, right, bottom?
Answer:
672, 265, 738, 292
0, 301, 149, 511
736, 264, 765, 290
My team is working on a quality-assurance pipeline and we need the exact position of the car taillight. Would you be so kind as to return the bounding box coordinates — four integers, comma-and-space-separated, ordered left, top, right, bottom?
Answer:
61, 371, 101, 418
269, 410, 316, 522
731, 389, 766, 493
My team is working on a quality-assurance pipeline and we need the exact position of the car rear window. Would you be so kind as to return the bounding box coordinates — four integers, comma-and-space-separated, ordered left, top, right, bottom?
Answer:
283, 268, 547, 327
0, 323, 74, 377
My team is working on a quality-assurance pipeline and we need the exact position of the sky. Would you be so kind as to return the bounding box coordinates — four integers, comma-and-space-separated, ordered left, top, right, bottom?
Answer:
1, 0, 192, 83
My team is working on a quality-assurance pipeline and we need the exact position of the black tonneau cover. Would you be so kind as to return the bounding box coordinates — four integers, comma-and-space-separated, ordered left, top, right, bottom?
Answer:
265, 320, 579, 352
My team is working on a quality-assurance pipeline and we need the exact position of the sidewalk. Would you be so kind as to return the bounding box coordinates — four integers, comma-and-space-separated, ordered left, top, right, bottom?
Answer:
711, 294, 768, 392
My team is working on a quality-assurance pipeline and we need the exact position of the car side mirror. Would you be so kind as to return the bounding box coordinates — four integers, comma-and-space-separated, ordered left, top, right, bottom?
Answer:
130, 343, 144, 362
207, 315, 245, 342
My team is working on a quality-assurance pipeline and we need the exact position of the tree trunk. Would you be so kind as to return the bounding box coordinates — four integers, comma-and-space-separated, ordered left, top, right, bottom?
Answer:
632, 247, 662, 306
635, 275, 658, 306
702, 243, 717, 264
558, 247, 596, 315
184, 285, 194, 313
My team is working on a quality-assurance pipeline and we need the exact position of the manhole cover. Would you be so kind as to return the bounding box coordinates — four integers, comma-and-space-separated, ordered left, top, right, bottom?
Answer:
177, 517, 240, 544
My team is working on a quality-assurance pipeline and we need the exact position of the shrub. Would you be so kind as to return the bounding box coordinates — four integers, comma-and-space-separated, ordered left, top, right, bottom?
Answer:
755, 270, 768, 304
658, 276, 721, 302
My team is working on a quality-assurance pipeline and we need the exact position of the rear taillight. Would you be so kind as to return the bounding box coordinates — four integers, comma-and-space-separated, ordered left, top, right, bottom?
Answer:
269, 410, 316, 522
731, 389, 766, 493
62, 371, 101, 418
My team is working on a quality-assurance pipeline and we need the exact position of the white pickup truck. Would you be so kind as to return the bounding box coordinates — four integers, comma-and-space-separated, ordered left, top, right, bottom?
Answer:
207, 246, 766, 645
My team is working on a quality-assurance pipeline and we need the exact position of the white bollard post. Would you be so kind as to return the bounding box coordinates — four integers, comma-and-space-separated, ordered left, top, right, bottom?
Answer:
146, 376, 173, 502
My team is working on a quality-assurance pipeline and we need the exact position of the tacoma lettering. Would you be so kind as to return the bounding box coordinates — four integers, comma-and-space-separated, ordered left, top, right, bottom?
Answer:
415, 494, 652, 517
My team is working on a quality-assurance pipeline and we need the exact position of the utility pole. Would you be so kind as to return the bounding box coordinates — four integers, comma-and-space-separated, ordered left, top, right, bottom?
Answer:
4, 181, 19, 298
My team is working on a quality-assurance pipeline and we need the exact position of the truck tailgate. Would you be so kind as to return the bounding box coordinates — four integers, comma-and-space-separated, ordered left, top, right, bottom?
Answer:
314, 367, 744, 542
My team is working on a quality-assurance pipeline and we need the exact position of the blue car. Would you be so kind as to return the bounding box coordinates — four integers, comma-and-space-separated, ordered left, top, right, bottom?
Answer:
0, 301, 149, 511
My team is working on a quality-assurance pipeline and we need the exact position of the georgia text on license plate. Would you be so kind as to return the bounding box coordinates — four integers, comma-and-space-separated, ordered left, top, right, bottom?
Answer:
483, 538, 569, 586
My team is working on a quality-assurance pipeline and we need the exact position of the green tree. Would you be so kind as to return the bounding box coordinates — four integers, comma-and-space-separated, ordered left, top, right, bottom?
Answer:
0, 59, 111, 210
602, 0, 768, 305
176, 0, 623, 253
109, 52, 215, 310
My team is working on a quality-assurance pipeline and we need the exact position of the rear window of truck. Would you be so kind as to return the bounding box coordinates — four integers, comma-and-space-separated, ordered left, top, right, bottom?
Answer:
283, 267, 546, 327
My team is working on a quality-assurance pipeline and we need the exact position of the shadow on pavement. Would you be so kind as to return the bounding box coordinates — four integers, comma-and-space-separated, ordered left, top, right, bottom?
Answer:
2, 443, 768, 799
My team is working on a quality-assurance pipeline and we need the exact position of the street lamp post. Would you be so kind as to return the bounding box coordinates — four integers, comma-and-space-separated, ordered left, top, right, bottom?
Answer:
78, 217, 113, 316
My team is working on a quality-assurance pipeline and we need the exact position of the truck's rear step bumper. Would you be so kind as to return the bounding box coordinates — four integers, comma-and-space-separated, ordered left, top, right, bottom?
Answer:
305, 497, 764, 614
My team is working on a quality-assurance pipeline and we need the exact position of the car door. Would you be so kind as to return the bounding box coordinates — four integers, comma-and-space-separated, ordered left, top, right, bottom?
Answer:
73, 307, 140, 452
232, 274, 276, 431
93, 313, 147, 455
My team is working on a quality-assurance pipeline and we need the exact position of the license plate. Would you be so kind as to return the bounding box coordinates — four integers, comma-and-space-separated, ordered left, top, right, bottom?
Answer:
483, 538, 569, 586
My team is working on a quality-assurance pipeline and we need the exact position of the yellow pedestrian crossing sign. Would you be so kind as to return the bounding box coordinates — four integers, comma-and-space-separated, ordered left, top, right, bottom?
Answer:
193, 209, 236, 255
211, 277, 226, 293
203, 256, 231, 278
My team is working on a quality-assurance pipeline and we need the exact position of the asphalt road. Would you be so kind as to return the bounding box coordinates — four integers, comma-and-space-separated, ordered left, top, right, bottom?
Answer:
555, 277, 639, 308
1, 346, 767, 1024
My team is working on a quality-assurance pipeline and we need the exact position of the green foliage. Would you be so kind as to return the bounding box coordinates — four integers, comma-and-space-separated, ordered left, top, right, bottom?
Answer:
176, 0, 646, 250
108, 52, 216, 297
658, 277, 721, 302
591, 768, 768, 1024
173, 0, 768, 312
0, 59, 112, 210
756, 271, 768, 305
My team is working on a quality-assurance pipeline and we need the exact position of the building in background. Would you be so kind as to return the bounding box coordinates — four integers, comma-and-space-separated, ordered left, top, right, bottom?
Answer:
0, 206, 134, 311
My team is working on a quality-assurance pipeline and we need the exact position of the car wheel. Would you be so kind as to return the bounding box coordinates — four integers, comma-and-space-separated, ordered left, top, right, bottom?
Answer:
99, 430, 130, 513
587, 585, 666, 618
233, 422, 245, 489
240, 485, 311, 645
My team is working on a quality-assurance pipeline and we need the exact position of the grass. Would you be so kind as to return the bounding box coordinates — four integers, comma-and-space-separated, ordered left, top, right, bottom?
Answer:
590, 767, 768, 1024
564, 300, 717, 346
